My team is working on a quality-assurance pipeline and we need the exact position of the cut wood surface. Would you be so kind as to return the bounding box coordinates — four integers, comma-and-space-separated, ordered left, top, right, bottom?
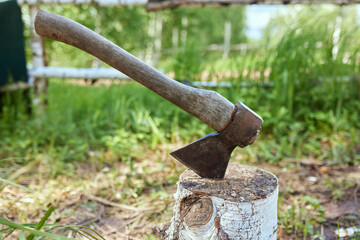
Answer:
158, 164, 278, 240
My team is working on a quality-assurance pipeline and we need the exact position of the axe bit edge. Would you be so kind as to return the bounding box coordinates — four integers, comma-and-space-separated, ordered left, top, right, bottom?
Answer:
171, 102, 263, 179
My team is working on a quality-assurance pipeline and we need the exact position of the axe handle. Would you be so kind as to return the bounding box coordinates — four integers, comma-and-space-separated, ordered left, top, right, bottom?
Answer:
34, 10, 235, 132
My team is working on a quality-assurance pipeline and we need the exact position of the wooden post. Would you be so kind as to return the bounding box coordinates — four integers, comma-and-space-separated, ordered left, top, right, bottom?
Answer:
157, 164, 278, 240
181, 17, 188, 47
223, 21, 231, 59
153, 11, 163, 66
29, 4, 47, 107
89, 6, 103, 84
145, 12, 155, 65
92, 6, 103, 69
172, 27, 179, 53
332, 7, 343, 60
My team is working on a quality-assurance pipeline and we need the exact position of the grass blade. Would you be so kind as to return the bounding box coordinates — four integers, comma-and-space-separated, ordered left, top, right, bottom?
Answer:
71, 226, 106, 240
2, 228, 15, 239
0, 177, 32, 193
65, 227, 92, 240
26, 205, 55, 240
0, 218, 76, 240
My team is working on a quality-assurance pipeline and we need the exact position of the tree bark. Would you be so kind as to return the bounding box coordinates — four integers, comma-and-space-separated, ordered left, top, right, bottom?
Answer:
157, 164, 278, 240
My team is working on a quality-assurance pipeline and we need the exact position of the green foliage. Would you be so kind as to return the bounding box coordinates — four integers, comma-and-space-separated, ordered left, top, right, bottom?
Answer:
264, 6, 360, 121
2, 5, 358, 239
5, 5, 359, 173
0, 214, 74, 240
199, 6, 360, 137
0, 189, 105, 239
26, 206, 55, 240
28, 5, 246, 69
40, 5, 98, 67
0, 83, 31, 122
279, 196, 325, 238
0, 81, 209, 175
172, 42, 204, 80
161, 6, 246, 49
99, 6, 151, 53
0, 217, 106, 239
326, 177, 356, 200
196, 6, 360, 164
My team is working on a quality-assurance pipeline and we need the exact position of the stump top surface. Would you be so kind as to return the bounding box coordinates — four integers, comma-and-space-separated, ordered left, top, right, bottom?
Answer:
180, 164, 278, 202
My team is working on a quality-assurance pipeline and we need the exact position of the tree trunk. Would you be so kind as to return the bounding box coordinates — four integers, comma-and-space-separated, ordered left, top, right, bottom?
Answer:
157, 164, 278, 240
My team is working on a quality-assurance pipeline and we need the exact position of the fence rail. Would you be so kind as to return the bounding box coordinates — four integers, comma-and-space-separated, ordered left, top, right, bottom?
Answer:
17, 0, 146, 6
28, 67, 131, 80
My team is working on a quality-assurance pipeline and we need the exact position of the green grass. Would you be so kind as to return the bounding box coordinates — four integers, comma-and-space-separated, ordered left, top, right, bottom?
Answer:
0, 215, 107, 240
1, 5, 359, 239
279, 195, 326, 237
10, 5, 358, 169
1, 77, 358, 173
0, 81, 208, 172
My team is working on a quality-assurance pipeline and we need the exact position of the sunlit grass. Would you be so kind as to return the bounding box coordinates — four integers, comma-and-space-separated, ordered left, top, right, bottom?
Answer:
1, 5, 359, 239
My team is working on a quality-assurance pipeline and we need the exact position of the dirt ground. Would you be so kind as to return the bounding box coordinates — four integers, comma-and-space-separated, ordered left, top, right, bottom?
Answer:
272, 161, 360, 239
1, 152, 359, 239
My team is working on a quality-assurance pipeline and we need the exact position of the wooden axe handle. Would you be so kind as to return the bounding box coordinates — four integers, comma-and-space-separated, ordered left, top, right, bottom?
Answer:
34, 10, 235, 131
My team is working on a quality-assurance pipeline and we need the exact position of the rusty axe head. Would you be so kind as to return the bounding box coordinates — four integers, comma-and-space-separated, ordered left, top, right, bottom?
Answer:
171, 102, 263, 179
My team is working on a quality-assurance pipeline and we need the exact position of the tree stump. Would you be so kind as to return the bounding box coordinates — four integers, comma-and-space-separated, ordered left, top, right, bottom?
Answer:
158, 164, 278, 240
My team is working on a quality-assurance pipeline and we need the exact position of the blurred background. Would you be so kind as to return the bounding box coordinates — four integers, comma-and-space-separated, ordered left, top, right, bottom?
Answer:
0, 2, 359, 239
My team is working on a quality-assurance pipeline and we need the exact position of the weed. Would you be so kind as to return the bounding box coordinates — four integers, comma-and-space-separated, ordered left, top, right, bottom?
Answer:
326, 177, 356, 200
279, 195, 325, 238
1, 5, 359, 239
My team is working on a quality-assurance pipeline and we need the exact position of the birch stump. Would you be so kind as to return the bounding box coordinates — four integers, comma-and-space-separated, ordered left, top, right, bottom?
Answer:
158, 164, 278, 240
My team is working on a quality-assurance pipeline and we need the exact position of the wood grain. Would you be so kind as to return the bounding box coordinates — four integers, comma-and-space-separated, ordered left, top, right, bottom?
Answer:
34, 10, 235, 131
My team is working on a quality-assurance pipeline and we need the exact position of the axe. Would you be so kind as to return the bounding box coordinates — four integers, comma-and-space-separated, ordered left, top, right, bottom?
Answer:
34, 10, 263, 179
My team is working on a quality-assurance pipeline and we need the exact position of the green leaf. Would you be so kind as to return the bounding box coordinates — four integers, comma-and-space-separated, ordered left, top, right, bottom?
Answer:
64, 227, 90, 239
26, 206, 55, 240
303, 196, 319, 206
73, 226, 105, 240
0, 218, 76, 240
2, 229, 16, 239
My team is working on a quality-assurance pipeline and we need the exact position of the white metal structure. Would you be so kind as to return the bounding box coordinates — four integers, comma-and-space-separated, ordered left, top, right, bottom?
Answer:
29, 67, 131, 79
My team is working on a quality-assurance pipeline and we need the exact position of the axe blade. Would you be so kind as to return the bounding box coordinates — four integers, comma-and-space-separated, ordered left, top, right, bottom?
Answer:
170, 133, 236, 179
